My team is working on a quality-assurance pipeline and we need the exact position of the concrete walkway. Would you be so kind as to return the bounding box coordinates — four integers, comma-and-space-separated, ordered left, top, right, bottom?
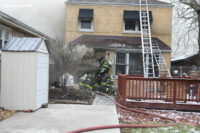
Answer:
0, 96, 120, 133
93, 95, 115, 106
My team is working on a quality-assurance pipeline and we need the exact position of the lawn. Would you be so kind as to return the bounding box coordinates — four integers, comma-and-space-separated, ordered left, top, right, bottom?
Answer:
121, 124, 200, 133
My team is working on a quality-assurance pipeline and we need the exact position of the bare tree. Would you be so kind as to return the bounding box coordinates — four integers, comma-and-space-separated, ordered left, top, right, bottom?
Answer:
49, 34, 95, 88
171, 0, 200, 63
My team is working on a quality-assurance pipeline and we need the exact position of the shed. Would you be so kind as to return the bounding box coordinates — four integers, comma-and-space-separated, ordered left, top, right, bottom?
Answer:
0, 37, 49, 111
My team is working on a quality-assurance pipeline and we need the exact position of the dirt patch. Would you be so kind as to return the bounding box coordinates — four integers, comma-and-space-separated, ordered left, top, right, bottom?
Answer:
49, 88, 95, 104
0, 108, 15, 122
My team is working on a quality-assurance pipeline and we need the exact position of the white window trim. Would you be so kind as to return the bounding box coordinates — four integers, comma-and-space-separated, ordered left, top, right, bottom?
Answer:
79, 19, 94, 32
0, 24, 12, 50
114, 52, 144, 77
122, 20, 141, 34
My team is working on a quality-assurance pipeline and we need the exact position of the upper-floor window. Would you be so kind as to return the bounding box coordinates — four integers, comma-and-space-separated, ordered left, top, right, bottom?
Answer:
0, 26, 12, 49
123, 10, 153, 33
78, 9, 94, 32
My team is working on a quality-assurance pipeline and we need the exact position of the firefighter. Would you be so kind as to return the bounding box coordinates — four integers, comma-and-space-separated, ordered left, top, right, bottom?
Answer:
99, 73, 112, 94
96, 57, 112, 75
79, 74, 94, 91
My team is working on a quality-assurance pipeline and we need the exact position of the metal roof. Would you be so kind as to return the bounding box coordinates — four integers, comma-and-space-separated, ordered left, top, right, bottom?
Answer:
2, 37, 44, 52
65, 0, 173, 7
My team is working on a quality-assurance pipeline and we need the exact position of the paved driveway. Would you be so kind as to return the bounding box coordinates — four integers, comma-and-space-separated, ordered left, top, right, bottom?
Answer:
0, 103, 120, 133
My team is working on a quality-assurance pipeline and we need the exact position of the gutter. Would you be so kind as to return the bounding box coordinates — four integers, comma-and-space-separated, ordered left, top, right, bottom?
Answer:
65, 1, 174, 7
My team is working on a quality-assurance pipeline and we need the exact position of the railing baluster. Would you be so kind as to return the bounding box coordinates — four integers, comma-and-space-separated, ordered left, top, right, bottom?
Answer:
139, 79, 141, 99
146, 80, 148, 99
132, 79, 134, 98
142, 80, 145, 99
128, 79, 130, 98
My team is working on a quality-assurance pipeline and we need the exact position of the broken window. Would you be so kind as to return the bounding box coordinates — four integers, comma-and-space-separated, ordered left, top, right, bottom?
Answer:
124, 21, 136, 31
123, 20, 140, 32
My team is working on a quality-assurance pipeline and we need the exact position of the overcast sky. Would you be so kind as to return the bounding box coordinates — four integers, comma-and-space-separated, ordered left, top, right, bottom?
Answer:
0, 0, 198, 58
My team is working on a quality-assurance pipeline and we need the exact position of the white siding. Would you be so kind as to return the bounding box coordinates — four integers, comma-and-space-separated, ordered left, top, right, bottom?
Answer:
37, 42, 48, 54
0, 52, 37, 110
36, 53, 49, 109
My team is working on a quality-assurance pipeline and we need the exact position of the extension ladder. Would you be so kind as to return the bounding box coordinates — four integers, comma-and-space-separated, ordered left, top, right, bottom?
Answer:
139, 0, 155, 78
139, 0, 171, 78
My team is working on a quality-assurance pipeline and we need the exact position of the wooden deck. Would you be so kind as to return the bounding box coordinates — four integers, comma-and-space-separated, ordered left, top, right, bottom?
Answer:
118, 74, 200, 111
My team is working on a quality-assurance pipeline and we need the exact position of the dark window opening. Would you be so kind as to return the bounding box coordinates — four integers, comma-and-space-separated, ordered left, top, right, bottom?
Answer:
129, 53, 143, 75
125, 21, 136, 31
80, 20, 92, 30
115, 53, 126, 75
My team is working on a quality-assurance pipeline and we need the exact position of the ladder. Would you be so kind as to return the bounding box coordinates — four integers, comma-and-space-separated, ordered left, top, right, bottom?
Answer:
139, 0, 155, 78
152, 41, 172, 78
139, 0, 171, 78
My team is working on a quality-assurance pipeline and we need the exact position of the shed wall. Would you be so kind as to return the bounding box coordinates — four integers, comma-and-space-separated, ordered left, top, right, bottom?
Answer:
36, 53, 49, 109
0, 52, 37, 110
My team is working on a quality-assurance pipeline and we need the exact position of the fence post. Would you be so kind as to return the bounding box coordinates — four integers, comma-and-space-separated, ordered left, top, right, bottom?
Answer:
122, 75, 127, 102
173, 81, 177, 106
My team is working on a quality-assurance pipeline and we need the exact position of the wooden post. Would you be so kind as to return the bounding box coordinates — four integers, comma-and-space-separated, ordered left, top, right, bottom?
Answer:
122, 75, 127, 102
173, 81, 177, 107
179, 66, 183, 77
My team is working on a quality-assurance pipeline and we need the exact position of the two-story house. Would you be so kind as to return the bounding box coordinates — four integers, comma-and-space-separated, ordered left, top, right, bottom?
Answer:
65, 0, 173, 84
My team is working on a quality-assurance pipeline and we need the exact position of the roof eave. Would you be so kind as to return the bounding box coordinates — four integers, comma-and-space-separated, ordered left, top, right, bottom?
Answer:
0, 14, 51, 41
65, 1, 174, 7
84, 46, 172, 52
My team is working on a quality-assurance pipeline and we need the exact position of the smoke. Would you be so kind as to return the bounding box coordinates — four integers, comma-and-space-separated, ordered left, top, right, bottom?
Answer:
0, 0, 66, 39
72, 45, 94, 62
71, 45, 99, 72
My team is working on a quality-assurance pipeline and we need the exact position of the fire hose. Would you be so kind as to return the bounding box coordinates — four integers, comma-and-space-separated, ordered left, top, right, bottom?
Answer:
67, 91, 179, 133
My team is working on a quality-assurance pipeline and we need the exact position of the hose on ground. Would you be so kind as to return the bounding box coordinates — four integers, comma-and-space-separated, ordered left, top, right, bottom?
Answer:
67, 91, 179, 133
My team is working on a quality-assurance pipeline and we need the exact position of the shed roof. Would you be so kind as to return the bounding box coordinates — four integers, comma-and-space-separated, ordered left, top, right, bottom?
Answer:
70, 35, 171, 51
65, 0, 173, 7
2, 37, 44, 52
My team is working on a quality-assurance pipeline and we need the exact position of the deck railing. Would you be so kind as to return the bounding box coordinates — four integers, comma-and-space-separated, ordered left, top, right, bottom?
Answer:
118, 73, 200, 105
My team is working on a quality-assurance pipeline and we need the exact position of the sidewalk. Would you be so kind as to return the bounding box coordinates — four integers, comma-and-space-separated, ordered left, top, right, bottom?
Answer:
0, 95, 120, 133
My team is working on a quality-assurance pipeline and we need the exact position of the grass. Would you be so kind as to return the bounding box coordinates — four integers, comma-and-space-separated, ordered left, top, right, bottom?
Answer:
120, 123, 200, 133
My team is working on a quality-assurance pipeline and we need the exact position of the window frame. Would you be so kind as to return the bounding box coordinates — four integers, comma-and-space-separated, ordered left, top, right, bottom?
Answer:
123, 20, 140, 34
114, 52, 144, 77
79, 19, 94, 32
0, 24, 12, 49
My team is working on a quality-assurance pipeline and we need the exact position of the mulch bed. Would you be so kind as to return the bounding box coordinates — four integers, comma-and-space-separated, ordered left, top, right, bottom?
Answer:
49, 88, 95, 105
0, 108, 15, 122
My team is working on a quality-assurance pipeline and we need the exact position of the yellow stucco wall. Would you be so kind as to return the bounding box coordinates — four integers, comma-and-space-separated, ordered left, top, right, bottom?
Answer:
66, 4, 173, 48
163, 52, 171, 70
66, 4, 173, 84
